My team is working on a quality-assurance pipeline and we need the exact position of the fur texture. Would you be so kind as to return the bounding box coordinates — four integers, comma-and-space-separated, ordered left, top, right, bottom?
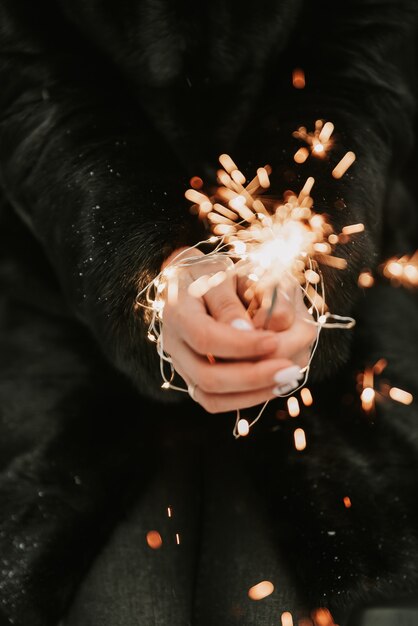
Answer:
0, 0, 417, 624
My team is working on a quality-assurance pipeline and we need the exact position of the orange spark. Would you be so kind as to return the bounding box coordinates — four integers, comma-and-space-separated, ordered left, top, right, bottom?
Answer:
287, 396, 300, 417
301, 387, 313, 406
175, 533, 181, 545
146, 530, 163, 549
389, 387, 413, 405
190, 176, 203, 189
292, 68, 306, 89
358, 270, 374, 288
281, 612, 294, 626
361, 386, 375, 412
294, 428, 307, 451
248, 580, 275, 600
343, 496, 352, 509
311, 607, 337, 626
332, 151, 356, 178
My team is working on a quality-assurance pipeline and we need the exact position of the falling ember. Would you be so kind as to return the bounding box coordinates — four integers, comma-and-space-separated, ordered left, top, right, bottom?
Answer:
237, 419, 250, 436
294, 428, 307, 451
190, 176, 203, 189
361, 386, 375, 412
343, 496, 352, 508
382, 251, 418, 288
292, 68, 305, 89
358, 270, 374, 288
311, 607, 337, 626
248, 580, 275, 600
175, 533, 181, 545
294, 147, 309, 164
301, 387, 313, 406
167, 506, 173, 518
332, 151, 356, 179
373, 358, 387, 375
146, 530, 163, 550
281, 611, 294, 626
389, 387, 413, 405
257, 167, 270, 188
342, 223, 364, 236
287, 396, 300, 417
293, 120, 334, 159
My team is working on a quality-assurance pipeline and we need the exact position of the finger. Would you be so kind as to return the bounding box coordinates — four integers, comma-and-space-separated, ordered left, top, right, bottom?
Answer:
273, 317, 318, 360
166, 292, 279, 360
193, 384, 279, 414
203, 273, 254, 329
169, 339, 296, 394
251, 286, 297, 331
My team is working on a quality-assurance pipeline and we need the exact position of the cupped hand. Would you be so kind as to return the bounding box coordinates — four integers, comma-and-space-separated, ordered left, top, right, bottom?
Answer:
161, 247, 298, 413
241, 277, 318, 394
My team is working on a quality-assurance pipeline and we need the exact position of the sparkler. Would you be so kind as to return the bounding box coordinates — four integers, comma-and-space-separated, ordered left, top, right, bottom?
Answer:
136, 119, 362, 438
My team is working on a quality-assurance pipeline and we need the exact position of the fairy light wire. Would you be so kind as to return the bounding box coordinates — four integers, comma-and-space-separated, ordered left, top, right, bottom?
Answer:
136, 121, 359, 438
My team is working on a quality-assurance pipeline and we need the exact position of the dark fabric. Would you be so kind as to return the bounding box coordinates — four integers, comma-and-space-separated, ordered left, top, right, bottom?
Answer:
62, 282, 418, 626
0, 1, 417, 624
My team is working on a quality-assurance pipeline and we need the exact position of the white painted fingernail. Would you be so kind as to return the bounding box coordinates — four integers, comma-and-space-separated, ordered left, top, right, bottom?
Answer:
273, 365, 302, 385
273, 380, 299, 396
231, 318, 253, 331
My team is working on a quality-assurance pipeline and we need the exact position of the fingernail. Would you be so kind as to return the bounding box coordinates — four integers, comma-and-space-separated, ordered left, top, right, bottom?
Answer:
273, 365, 302, 385
231, 318, 253, 331
273, 380, 299, 396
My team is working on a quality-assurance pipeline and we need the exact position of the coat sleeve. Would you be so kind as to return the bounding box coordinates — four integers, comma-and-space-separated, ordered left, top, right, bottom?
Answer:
0, 0, 204, 401
237, 0, 418, 379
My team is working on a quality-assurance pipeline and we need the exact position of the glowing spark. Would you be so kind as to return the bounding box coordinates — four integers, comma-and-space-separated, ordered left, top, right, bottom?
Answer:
190, 176, 203, 189
300, 387, 313, 406
382, 251, 418, 288
361, 386, 375, 412
167, 506, 172, 518
342, 223, 364, 235
292, 68, 305, 89
318, 122, 335, 144
373, 358, 387, 375
281, 612, 294, 626
175, 533, 181, 545
332, 151, 356, 178
343, 496, 352, 508
294, 147, 309, 164
287, 396, 300, 417
389, 387, 413, 405
257, 167, 270, 188
311, 607, 337, 626
293, 120, 334, 159
358, 270, 374, 288
146, 530, 163, 549
237, 419, 250, 436
248, 580, 274, 600
219, 153, 238, 173
294, 428, 307, 451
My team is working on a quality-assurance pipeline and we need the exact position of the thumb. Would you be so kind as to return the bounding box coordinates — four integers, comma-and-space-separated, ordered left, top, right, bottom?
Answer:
203, 274, 254, 330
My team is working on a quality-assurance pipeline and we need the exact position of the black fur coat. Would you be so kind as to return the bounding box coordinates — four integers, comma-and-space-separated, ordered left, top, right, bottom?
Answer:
0, 1, 418, 624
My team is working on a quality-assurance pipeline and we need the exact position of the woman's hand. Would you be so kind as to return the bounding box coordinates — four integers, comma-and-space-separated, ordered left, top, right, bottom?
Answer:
161, 248, 316, 413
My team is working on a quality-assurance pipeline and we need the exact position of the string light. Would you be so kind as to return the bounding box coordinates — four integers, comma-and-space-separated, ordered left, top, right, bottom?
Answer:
136, 121, 362, 438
